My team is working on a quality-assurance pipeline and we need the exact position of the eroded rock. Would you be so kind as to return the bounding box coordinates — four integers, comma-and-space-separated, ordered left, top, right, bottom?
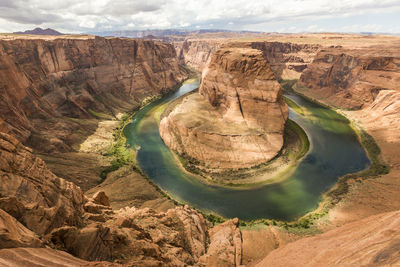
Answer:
160, 46, 288, 169
0, 209, 43, 249
0, 132, 85, 235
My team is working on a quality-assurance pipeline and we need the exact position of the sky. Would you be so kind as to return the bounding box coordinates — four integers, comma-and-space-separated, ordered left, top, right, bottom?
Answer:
0, 0, 399, 34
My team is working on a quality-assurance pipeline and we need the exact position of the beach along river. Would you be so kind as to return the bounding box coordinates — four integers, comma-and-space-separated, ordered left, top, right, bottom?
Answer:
124, 79, 369, 221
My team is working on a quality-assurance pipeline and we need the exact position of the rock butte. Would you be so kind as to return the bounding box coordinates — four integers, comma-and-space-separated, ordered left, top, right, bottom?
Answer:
160, 47, 288, 169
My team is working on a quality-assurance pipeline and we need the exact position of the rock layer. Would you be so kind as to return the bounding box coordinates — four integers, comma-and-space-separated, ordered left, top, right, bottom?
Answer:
0, 248, 116, 267
174, 39, 222, 71
250, 42, 320, 79
0, 132, 85, 235
257, 210, 400, 266
298, 46, 400, 109
0, 36, 188, 153
174, 39, 320, 79
0, 130, 244, 266
160, 47, 288, 169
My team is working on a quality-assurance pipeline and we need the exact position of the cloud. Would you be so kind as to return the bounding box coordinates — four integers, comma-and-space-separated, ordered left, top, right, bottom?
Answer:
0, 0, 398, 33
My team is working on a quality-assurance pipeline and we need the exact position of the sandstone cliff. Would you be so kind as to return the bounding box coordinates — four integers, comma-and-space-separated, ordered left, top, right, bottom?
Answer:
0, 132, 85, 235
0, 36, 188, 153
160, 47, 288, 169
174, 39, 320, 79
174, 39, 222, 71
297, 46, 400, 109
257, 210, 400, 266
0, 130, 244, 266
250, 42, 320, 79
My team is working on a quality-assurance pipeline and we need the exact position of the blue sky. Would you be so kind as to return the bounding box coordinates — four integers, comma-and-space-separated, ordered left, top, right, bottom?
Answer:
0, 0, 399, 34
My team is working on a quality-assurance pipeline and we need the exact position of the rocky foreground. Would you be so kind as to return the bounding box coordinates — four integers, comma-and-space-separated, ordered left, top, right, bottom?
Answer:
160, 46, 288, 169
0, 131, 245, 266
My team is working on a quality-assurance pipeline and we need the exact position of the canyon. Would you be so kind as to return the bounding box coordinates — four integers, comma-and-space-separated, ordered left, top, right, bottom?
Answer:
160, 46, 288, 171
0, 32, 400, 267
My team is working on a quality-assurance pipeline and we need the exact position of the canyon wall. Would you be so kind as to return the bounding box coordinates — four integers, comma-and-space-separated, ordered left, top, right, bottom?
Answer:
160, 46, 288, 169
174, 39, 320, 79
0, 130, 244, 266
250, 42, 320, 79
297, 46, 400, 109
174, 39, 221, 71
0, 36, 188, 153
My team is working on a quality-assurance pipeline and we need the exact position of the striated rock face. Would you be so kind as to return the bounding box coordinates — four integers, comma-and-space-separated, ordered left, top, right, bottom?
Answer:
257, 210, 400, 266
0, 132, 85, 235
160, 47, 288, 169
199, 47, 288, 133
0, 209, 43, 249
250, 42, 320, 79
0, 131, 243, 265
0, 36, 188, 152
175, 40, 222, 71
199, 218, 242, 267
0, 248, 121, 266
175, 39, 320, 79
298, 46, 400, 109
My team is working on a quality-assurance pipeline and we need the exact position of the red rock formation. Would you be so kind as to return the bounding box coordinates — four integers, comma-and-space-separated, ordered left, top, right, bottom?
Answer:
0, 130, 243, 265
250, 42, 320, 79
0, 209, 43, 249
0, 132, 85, 235
175, 39, 222, 71
257, 210, 400, 266
160, 46, 288, 169
0, 248, 120, 266
174, 39, 320, 79
298, 46, 400, 109
199, 47, 288, 134
0, 36, 188, 152
199, 218, 242, 267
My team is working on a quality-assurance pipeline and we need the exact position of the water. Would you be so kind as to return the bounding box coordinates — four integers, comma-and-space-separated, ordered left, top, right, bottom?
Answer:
124, 80, 370, 221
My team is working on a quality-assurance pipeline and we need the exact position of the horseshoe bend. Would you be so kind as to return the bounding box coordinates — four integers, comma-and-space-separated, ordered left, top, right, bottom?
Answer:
160, 46, 290, 175
0, 19, 400, 267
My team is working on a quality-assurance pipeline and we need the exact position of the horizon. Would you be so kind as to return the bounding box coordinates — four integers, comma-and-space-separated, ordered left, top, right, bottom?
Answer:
7, 27, 400, 37
0, 0, 399, 35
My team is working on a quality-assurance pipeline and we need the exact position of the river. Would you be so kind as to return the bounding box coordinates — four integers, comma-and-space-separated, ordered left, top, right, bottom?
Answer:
124, 79, 369, 221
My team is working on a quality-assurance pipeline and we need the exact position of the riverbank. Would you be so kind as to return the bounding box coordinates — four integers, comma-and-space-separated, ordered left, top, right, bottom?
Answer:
218, 79, 391, 231
81, 80, 202, 211
175, 118, 310, 188
269, 80, 391, 231
158, 91, 310, 188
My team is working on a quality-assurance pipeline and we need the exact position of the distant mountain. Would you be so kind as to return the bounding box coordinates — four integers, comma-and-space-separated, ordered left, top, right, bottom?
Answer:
14, 27, 63, 36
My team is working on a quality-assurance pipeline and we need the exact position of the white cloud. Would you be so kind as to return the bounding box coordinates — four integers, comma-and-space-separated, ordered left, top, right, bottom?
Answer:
0, 0, 398, 33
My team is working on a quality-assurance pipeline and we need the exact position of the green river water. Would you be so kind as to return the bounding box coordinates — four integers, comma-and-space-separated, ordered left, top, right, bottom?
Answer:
124, 80, 370, 221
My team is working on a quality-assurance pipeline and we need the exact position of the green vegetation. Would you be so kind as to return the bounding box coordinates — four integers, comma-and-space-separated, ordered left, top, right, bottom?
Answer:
98, 81, 188, 186
172, 118, 310, 188
98, 98, 148, 182
237, 209, 327, 235
202, 213, 226, 225
286, 119, 309, 160
100, 125, 136, 182
328, 126, 390, 203
284, 96, 305, 115
279, 79, 298, 92
279, 79, 390, 229
88, 109, 113, 120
